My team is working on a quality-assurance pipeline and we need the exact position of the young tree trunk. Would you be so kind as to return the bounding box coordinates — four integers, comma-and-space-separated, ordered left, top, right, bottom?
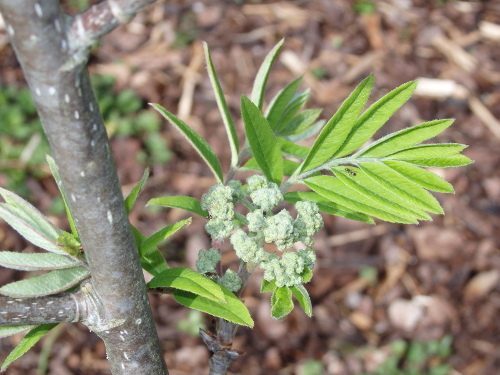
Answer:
0, 1, 168, 374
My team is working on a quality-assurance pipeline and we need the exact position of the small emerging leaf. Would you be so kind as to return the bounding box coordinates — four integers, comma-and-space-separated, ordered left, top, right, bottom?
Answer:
174, 285, 254, 327
140, 219, 191, 255
124, 168, 149, 214
271, 287, 294, 320
56, 232, 81, 257
290, 284, 312, 317
148, 267, 225, 302
131, 226, 168, 276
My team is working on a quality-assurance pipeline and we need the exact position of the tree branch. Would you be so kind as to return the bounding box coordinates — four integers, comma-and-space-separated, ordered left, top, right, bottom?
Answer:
0, 1, 167, 374
0, 282, 91, 325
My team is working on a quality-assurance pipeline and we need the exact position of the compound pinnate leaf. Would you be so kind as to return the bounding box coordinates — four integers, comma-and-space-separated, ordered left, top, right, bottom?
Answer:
151, 103, 223, 183
0, 188, 63, 255
333, 80, 418, 158
357, 119, 455, 157
174, 285, 254, 327
203, 42, 239, 167
0, 251, 80, 271
290, 284, 312, 317
383, 160, 455, 193
147, 196, 208, 217
1, 324, 57, 372
0, 267, 89, 298
301, 75, 374, 172
148, 267, 225, 302
241, 95, 283, 185
251, 38, 284, 110
124, 168, 149, 214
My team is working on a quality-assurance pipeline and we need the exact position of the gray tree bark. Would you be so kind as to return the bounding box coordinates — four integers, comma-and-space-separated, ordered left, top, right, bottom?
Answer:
0, 1, 168, 373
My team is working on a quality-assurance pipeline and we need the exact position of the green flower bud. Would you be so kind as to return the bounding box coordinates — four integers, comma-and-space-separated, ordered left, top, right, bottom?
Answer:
219, 269, 242, 292
247, 209, 266, 233
196, 248, 221, 274
263, 209, 295, 250
230, 229, 267, 263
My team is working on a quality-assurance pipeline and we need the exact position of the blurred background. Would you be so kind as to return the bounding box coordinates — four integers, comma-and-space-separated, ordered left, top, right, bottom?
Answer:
0, 0, 499, 374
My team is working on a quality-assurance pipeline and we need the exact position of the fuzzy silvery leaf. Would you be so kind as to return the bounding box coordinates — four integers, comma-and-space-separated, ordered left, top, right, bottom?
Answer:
0, 267, 89, 298
203, 42, 240, 167
46, 155, 78, 237
251, 38, 284, 110
1, 324, 57, 372
148, 267, 225, 302
124, 168, 149, 214
241, 95, 283, 185
0, 325, 36, 339
174, 285, 254, 327
0, 189, 64, 254
0, 251, 80, 271
151, 103, 223, 183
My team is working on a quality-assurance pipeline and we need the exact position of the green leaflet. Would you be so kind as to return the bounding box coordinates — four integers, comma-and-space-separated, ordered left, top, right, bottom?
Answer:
300, 75, 374, 172
46, 155, 78, 237
383, 160, 455, 193
147, 267, 225, 302
284, 191, 374, 224
174, 286, 254, 327
290, 284, 312, 317
385, 143, 467, 160
131, 226, 168, 276
241, 95, 283, 185
274, 90, 311, 134
251, 38, 284, 110
283, 119, 325, 143
279, 138, 310, 159
358, 162, 443, 214
0, 251, 80, 271
265, 76, 303, 130
0, 198, 64, 255
356, 119, 455, 157
0, 267, 89, 298
398, 155, 473, 168
331, 166, 431, 221
1, 324, 57, 372
124, 168, 149, 214
305, 175, 417, 223
139, 219, 191, 255
279, 109, 323, 137
271, 287, 294, 320
333, 80, 418, 158
203, 42, 239, 167
0, 325, 35, 339
147, 196, 208, 217
151, 103, 223, 183
260, 279, 276, 293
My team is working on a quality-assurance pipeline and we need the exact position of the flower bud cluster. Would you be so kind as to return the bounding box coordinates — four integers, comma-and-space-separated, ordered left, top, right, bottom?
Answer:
201, 182, 242, 239
219, 269, 242, 292
246, 175, 283, 211
260, 248, 316, 287
195, 248, 221, 274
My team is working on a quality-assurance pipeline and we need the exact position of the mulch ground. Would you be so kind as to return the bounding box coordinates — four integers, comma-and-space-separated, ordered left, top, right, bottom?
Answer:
0, 1, 499, 374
